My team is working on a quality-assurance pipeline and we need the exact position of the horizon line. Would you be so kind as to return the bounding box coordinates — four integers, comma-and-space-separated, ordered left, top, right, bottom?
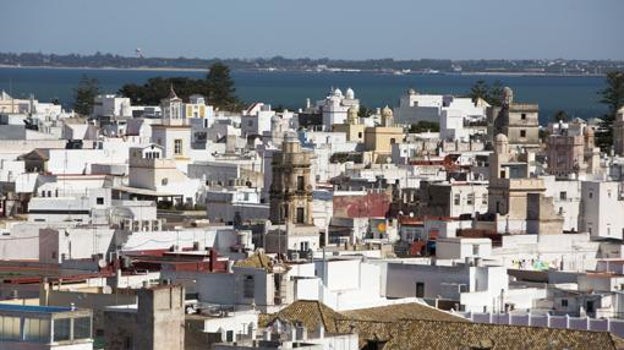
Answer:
2, 51, 624, 63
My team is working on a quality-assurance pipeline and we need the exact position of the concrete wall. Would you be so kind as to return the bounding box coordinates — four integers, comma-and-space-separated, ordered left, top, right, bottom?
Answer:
436, 238, 492, 259
136, 285, 185, 350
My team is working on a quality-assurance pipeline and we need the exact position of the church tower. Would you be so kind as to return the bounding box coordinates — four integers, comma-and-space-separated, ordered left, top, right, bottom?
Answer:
269, 133, 313, 226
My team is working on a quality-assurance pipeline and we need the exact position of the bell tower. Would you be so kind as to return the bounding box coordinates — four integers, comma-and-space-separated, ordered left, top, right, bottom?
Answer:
269, 133, 313, 226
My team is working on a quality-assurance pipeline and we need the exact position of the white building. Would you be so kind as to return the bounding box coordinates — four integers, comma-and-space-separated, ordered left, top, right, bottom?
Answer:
205, 187, 269, 224
544, 177, 582, 232
395, 89, 486, 126
122, 144, 202, 206
93, 94, 132, 117
241, 103, 274, 137
579, 181, 624, 239
436, 237, 492, 260
385, 259, 508, 313
317, 88, 359, 131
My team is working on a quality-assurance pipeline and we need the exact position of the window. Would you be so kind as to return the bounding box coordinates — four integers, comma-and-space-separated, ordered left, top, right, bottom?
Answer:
24, 318, 51, 343
521, 113, 526, 120
54, 318, 71, 341
161, 178, 169, 186
226, 330, 234, 342
300, 241, 309, 252
561, 299, 568, 307
589, 192, 593, 199
174, 139, 183, 155
454, 193, 461, 205
482, 193, 488, 205
74, 317, 91, 340
472, 244, 479, 256
0, 316, 21, 341
467, 193, 474, 205
297, 176, 305, 191
559, 191, 567, 200
296, 207, 305, 224
358, 132, 363, 139
520, 130, 526, 138
96, 197, 104, 205
416, 282, 425, 298
500, 170, 506, 179
247, 120, 253, 127
390, 138, 396, 144
243, 276, 254, 298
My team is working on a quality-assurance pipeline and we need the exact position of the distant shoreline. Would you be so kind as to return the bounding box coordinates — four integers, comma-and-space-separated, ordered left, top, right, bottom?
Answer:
0, 64, 208, 73
0, 64, 605, 77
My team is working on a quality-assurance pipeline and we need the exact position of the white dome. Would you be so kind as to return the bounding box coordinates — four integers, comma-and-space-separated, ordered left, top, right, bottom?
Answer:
345, 87, 355, 99
334, 88, 343, 97
381, 105, 393, 117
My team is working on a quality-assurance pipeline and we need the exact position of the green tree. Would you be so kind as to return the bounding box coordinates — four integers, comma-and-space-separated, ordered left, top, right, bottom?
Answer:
596, 71, 624, 151
468, 80, 489, 103
119, 76, 207, 105
467, 79, 504, 106
358, 105, 373, 118
600, 71, 624, 122
408, 121, 440, 133
553, 110, 569, 123
206, 62, 240, 110
73, 74, 100, 116
488, 80, 505, 107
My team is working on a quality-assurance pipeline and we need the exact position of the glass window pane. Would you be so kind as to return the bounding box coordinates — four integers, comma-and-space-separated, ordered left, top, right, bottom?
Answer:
24, 317, 50, 343
0, 316, 21, 341
73, 317, 91, 340
54, 318, 71, 342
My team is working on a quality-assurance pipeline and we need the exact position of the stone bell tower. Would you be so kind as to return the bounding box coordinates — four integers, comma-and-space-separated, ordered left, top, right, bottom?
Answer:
269, 133, 313, 226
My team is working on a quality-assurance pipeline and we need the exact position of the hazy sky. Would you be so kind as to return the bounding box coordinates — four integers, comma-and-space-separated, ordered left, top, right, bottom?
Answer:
1, 0, 623, 60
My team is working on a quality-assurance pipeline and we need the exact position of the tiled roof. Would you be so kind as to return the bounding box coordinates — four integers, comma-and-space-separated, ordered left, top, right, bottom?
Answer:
334, 319, 617, 350
261, 301, 618, 349
259, 300, 344, 333
233, 252, 273, 272
341, 302, 467, 323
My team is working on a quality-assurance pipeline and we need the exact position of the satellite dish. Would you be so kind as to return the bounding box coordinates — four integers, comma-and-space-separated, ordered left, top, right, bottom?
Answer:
98, 259, 107, 269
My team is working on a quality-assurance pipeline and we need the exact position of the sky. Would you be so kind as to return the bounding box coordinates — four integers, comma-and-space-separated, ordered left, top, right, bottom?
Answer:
1, 0, 623, 60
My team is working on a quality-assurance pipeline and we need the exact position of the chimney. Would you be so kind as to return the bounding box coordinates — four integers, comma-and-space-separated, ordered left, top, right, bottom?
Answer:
209, 248, 218, 272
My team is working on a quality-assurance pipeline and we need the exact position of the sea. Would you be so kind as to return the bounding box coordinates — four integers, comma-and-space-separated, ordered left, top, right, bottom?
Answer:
0, 67, 608, 125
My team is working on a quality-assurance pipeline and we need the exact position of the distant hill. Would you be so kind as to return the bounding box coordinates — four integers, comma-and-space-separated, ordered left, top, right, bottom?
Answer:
0, 52, 622, 75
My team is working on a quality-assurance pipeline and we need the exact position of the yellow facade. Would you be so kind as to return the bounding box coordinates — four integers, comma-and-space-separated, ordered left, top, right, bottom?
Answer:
333, 123, 366, 142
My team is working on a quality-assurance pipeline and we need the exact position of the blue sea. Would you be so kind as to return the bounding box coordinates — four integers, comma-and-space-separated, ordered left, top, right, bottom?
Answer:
0, 67, 608, 124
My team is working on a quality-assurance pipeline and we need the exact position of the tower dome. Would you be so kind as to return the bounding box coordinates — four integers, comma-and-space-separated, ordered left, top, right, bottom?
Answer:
382, 105, 393, 117
502, 87, 514, 106
381, 105, 394, 126
334, 88, 343, 97
345, 87, 355, 99
347, 106, 359, 124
